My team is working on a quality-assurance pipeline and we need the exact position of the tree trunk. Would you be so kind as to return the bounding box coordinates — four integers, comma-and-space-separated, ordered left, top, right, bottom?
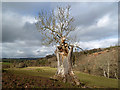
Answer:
54, 46, 80, 85
103, 70, 107, 77
107, 61, 110, 78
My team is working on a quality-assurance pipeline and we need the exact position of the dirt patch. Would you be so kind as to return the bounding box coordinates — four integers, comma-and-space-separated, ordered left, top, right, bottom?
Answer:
2, 70, 81, 88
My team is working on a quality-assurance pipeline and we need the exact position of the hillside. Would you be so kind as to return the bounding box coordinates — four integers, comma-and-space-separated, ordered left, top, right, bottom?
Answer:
2, 46, 119, 88
73, 46, 119, 79
2, 46, 119, 79
37, 46, 119, 79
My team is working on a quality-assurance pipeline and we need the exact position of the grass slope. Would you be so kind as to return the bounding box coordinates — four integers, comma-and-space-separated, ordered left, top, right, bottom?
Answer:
75, 71, 118, 88
3, 67, 118, 88
2, 62, 12, 65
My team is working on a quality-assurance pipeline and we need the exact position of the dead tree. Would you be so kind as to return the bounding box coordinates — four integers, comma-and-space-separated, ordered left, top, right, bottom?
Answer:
35, 5, 81, 85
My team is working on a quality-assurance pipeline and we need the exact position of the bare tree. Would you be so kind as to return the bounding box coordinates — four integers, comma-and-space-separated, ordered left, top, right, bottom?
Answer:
35, 5, 81, 85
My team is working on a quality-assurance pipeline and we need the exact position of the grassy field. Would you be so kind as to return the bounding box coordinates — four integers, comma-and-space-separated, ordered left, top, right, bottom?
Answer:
3, 67, 77, 88
2, 67, 118, 88
75, 71, 118, 88
2, 62, 12, 65
8, 67, 57, 78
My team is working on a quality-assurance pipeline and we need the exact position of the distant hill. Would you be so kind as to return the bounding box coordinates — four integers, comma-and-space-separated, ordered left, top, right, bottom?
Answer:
2, 45, 119, 79
42, 45, 119, 79
73, 46, 119, 79
2, 46, 119, 88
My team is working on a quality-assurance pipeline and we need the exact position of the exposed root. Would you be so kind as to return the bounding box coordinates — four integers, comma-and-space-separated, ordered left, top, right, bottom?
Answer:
51, 73, 80, 86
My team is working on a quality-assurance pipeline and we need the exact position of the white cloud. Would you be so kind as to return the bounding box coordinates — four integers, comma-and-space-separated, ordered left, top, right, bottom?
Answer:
78, 38, 118, 50
70, 13, 117, 42
2, 40, 56, 58
22, 16, 37, 24
97, 14, 110, 27
17, 50, 24, 54
0, 43, 2, 58
33, 46, 56, 56
81, 14, 111, 32
3, 11, 37, 26
3, 11, 24, 27
33, 49, 40, 55
2, 2, 118, 58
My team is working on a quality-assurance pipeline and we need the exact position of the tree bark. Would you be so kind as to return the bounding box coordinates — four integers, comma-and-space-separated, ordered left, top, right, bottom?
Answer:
54, 46, 80, 85
107, 61, 110, 78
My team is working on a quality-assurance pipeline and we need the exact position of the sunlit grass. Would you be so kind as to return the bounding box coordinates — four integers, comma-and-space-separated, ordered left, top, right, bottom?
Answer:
8, 67, 56, 78
2, 62, 12, 65
75, 71, 118, 88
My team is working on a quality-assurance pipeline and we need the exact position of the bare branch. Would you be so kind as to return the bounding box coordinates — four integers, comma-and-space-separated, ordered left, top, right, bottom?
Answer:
35, 5, 75, 45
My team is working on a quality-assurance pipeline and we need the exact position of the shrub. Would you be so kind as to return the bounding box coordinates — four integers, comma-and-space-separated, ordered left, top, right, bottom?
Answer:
15, 63, 27, 68
2, 64, 10, 69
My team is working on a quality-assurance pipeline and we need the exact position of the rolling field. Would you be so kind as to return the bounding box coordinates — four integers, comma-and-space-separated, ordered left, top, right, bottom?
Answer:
2, 67, 118, 88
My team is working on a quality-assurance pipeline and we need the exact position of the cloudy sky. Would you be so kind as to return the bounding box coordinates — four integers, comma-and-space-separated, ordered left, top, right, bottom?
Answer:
2, 2, 118, 58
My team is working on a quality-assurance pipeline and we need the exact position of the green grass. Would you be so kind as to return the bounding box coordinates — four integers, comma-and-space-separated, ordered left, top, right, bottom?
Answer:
6, 67, 118, 88
75, 71, 118, 88
8, 67, 57, 78
2, 62, 12, 65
